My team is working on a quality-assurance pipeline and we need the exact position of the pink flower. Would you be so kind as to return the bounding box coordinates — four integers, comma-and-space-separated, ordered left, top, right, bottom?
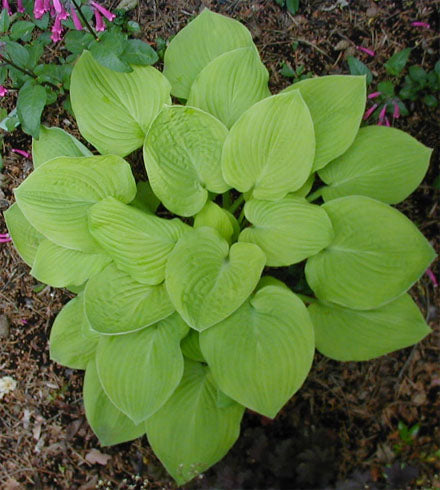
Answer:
94, 8, 105, 31
11, 149, 32, 159
356, 46, 375, 57
17, 0, 25, 12
384, 117, 391, 127
0, 233, 12, 243
0, 86, 8, 96
426, 268, 438, 287
411, 21, 430, 29
70, 6, 82, 30
90, 1, 115, 21
33, 0, 45, 17
368, 91, 382, 99
393, 101, 400, 119
378, 104, 387, 124
51, 14, 63, 42
1, 0, 12, 15
52, 0, 68, 20
363, 103, 378, 120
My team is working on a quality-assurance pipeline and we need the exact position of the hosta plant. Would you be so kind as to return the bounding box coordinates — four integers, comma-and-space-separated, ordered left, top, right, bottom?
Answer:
4, 9, 436, 485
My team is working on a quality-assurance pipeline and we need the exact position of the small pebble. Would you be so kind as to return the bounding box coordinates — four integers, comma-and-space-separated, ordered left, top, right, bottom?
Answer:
0, 315, 10, 338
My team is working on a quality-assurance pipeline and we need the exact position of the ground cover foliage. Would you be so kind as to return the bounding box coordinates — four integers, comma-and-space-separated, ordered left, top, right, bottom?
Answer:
0, 0, 439, 488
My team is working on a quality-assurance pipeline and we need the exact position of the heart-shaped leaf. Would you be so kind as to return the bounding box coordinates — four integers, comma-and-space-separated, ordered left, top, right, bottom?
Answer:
239, 196, 334, 266
32, 126, 92, 168
4, 203, 44, 266
96, 313, 188, 424
200, 279, 315, 418
187, 47, 270, 128
71, 50, 171, 156
49, 294, 99, 370
144, 106, 229, 217
166, 227, 266, 331
318, 126, 432, 204
305, 196, 436, 310
194, 201, 239, 244
163, 8, 255, 98
84, 360, 145, 446
14, 155, 136, 253
282, 75, 366, 170
145, 359, 245, 485
221, 91, 315, 200
309, 294, 431, 361
85, 263, 174, 335
88, 197, 190, 285
31, 239, 111, 287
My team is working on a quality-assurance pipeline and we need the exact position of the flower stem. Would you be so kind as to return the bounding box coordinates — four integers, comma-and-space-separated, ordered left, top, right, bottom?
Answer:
306, 187, 324, 203
295, 293, 317, 304
229, 194, 245, 214
0, 54, 59, 89
70, 0, 99, 40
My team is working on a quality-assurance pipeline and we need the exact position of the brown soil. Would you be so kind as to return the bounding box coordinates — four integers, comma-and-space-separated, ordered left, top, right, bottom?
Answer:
0, 0, 439, 489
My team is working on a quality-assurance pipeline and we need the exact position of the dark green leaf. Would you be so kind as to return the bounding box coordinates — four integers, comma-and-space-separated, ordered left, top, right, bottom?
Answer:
34, 31, 52, 46
409, 65, 427, 85
64, 30, 94, 54
286, 0, 300, 14
32, 12, 49, 29
126, 20, 140, 33
385, 48, 411, 76
280, 62, 295, 78
377, 80, 395, 97
27, 43, 44, 68
423, 94, 437, 107
5, 115, 19, 131
10, 21, 35, 42
347, 56, 373, 84
16, 84, 46, 138
0, 9, 10, 32
435, 60, 440, 75
0, 65, 6, 84
4, 40, 30, 67
122, 39, 158, 66
90, 32, 132, 72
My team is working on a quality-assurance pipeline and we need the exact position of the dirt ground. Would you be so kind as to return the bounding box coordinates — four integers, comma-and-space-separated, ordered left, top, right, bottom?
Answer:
0, 0, 439, 488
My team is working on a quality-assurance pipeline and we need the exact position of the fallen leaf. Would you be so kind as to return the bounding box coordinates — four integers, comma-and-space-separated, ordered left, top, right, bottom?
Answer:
85, 448, 112, 466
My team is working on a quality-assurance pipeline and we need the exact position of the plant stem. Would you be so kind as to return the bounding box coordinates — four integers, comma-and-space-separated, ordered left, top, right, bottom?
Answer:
222, 191, 232, 209
70, 0, 99, 40
306, 187, 324, 203
0, 54, 59, 89
229, 194, 245, 214
238, 206, 246, 226
295, 293, 317, 304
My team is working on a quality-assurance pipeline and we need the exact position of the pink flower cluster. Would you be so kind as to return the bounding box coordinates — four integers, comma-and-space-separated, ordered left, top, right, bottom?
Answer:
0, 85, 8, 96
0, 233, 12, 244
363, 92, 401, 127
1, 0, 25, 15
32, 0, 115, 41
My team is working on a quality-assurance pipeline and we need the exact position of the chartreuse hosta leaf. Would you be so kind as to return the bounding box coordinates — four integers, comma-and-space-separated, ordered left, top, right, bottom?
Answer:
163, 8, 255, 99
187, 47, 270, 128
166, 227, 266, 331
309, 294, 431, 362
88, 197, 190, 285
239, 196, 334, 266
145, 359, 245, 485
144, 106, 229, 217
318, 126, 432, 204
180, 329, 205, 362
194, 201, 239, 243
289, 173, 315, 198
306, 196, 436, 310
222, 91, 315, 200
14, 155, 136, 253
71, 51, 171, 156
84, 360, 145, 446
96, 313, 189, 424
282, 75, 366, 171
49, 293, 99, 370
85, 263, 174, 335
31, 239, 111, 288
32, 126, 92, 168
200, 279, 314, 418
130, 181, 160, 215
4, 203, 44, 266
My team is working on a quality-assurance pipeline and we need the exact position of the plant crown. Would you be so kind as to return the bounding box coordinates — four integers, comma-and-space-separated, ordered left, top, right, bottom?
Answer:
4, 9, 436, 485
